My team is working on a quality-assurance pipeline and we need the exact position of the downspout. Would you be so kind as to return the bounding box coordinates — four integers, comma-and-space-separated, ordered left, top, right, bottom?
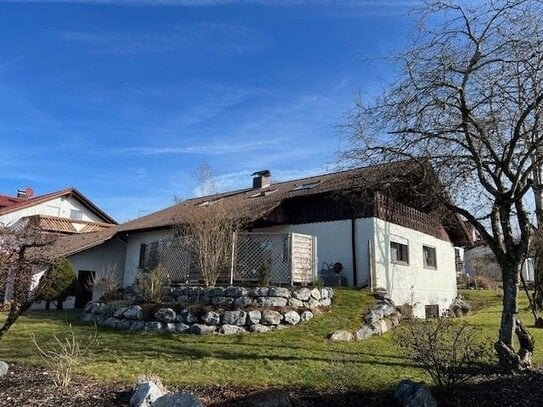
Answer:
351, 218, 358, 287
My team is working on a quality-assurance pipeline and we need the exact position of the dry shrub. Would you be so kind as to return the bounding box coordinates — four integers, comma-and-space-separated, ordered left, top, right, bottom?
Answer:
395, 318, 492, 393
470, 275, 498, 290
90, 263, 123, 302
31, 325, 97, 387
178, 204, 245, 287
136, 264, 170, 304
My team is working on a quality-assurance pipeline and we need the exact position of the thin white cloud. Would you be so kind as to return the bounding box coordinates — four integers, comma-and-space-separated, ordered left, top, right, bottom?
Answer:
114, 138, 286, 156
58, 22, 269, 55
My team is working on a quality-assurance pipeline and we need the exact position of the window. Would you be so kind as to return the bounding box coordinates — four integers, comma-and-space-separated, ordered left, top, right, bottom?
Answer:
390, 241, 409, 264
139, 241, 160, 269
423, 246, 437, 269
293, 181, 321, 191
70, 209, 83, 220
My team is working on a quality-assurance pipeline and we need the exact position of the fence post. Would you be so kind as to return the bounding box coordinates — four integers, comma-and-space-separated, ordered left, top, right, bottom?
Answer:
230, 231, 237, 286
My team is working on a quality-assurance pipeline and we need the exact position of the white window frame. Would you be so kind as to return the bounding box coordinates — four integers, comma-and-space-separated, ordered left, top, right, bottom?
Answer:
390, 238, 409, 265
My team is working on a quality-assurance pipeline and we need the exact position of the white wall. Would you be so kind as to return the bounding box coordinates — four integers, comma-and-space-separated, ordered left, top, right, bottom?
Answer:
123, 229, 174, 286
372, 218, 457, 318
255, 218, 374, 287
0, 195, 105, 227
32, 237, 127, 309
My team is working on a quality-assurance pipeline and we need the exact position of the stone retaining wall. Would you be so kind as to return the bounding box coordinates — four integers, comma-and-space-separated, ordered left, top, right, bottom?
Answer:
80, 286, 334, 335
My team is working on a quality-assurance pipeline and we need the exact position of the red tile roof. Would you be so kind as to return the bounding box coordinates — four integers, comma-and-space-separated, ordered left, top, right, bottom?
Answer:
0, 195, 25, 209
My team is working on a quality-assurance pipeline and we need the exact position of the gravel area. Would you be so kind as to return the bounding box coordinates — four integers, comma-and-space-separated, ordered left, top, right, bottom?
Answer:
2, 363, 543, 406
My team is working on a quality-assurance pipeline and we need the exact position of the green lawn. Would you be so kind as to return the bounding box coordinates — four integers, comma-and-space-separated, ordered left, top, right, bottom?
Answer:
0, 288, 540, 391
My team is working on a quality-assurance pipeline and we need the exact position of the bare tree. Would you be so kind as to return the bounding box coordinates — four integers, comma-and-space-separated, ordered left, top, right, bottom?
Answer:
196, 162, 217, 197
177, 204, 244, 287
344, 0, 543, 370
0, 225, 54, 338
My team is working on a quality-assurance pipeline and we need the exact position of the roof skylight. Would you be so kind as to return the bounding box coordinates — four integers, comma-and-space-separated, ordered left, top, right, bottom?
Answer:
293, 181, 321, 191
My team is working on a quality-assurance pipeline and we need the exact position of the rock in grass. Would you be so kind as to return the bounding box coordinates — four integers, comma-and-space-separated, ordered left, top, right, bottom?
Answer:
329, 330, 354, 342
395, 380, 436, 407
153, 391, 205, 407
0, 361, 8, 377
219, 324, 246, 335
130, 381, 164, 407
154, 308, 176, 323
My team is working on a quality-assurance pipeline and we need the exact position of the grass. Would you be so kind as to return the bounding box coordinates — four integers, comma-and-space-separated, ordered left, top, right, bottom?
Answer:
0, 288, 540, 391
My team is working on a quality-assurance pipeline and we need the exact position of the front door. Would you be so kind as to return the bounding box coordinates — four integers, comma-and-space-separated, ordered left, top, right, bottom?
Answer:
74, 270, 95, 309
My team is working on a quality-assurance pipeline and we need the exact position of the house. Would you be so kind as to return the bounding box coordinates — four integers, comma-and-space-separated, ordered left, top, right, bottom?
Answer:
46, 162, 472, 317
0, 187, 117, 306
0, 187, 117, 234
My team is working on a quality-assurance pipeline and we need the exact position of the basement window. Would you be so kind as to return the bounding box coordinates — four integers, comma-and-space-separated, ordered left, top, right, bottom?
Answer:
293, 181, 321, 191
423, 245, 437, 269
390, 240, 409, 265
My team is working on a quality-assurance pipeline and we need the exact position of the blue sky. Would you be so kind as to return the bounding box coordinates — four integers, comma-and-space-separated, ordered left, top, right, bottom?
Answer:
0, 0, 418, 222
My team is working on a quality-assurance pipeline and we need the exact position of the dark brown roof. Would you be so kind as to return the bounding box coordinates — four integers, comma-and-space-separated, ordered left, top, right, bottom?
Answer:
42, 162, 472, 259
117, 161, 420, 234
40, 228, 119, 260
0, 188, 117, 225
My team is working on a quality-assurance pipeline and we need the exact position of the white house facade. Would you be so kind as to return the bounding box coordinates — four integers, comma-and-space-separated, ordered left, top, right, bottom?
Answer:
47, 163, 471, 318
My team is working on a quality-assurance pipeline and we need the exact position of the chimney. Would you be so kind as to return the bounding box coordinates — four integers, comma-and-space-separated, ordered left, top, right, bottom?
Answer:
17, 187, 34, 199
251, 170, 271, 189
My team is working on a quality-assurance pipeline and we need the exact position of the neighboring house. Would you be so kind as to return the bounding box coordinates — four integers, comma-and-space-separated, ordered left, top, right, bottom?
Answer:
0, 187, 117, 306
47, 162, 472, 317
0, 187, 117, 234
464, 240, 535, 283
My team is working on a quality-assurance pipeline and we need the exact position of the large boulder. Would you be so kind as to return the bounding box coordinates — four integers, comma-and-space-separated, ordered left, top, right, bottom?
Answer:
130, 321, 146, 331
145, 321, 163, 332
255, 297, 288, 307
292, 287, 311, 301
234, 296, 254, 307
0, 361, 8, 377
223, 310, 247, 326
202, 311, 221, 325
211, 296, 235, 307
300, 310, 314, 322
247, 310, 262, 325
395, 380, 437, 407
354, 325, 374, 341
329, 330, 354, 342
261, 310, 283, 325
219, 324, 247, 335
153, 392, 205, 407
123, 305, 143, 320
154, 308, 176, 323
283, 310, 301, 326
268, 287, 291, 299
130, 381, 164, 407
225, 286, 247, 297
288, 298, 304, 308
310, 288, 321, 300
190, 324, 216, 335
249, 324, 272, 333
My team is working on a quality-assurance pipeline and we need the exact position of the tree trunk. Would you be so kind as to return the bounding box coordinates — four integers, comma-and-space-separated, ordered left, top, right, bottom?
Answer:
496, 262, 533, 370
0, 301, 31, 339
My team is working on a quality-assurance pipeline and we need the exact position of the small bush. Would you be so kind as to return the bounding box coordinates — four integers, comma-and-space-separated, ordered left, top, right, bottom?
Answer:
90, 264, 123, 302
31, 325, 97, 387
40, 257, 78, 306
395, 317, 492, 393
136, 264, 170, 303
